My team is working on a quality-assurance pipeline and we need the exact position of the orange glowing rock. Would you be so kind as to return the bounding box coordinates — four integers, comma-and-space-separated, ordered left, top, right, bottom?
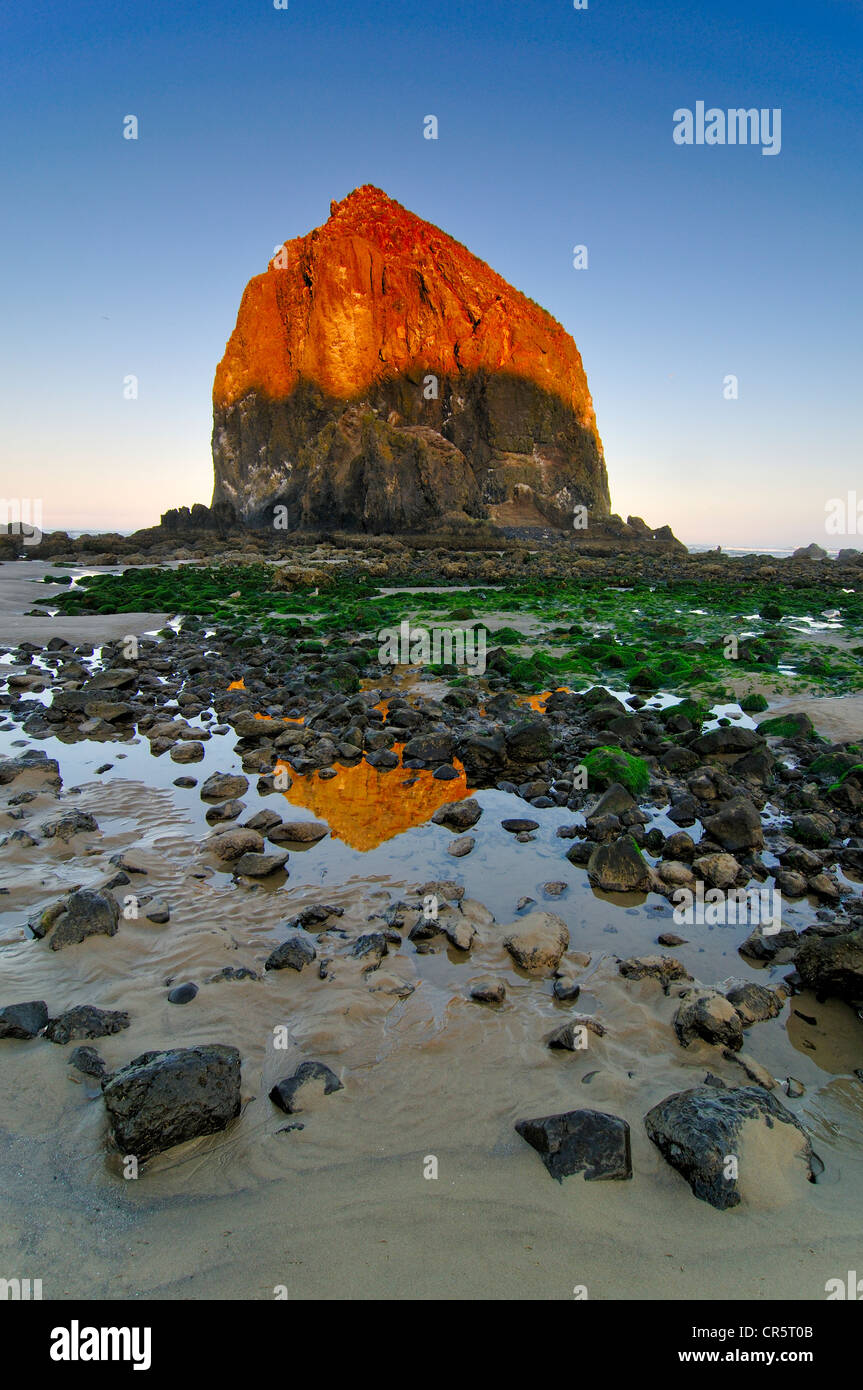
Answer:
214, 186, 603, 426
273, 748, 470, 853
211, 185, 610, 530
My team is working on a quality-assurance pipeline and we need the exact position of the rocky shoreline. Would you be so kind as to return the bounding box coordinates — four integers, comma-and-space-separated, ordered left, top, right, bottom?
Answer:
1, 545, 862, 1295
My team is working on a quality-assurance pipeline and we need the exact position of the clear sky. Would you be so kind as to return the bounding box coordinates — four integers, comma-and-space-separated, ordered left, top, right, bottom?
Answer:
1, 0, 861, 547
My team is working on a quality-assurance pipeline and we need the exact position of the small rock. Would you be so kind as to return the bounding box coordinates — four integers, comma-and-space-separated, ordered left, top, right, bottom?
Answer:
547, 1016, 606, 1048
68, 1045, 107, 1078
673, 989, 745, 1051
470, 979, 506, 1003
269, 1061, 343, 1114
587, 836, 651, 893
233, 850, 289, 877
503, 911, 569, 972
645, 1084, 818, 1209
431, 798, 482, 830
515, 1108, 632, 1181
446, 834, 475, 858
200, 772, 249, 801
265, 937, 316, 972
45, 1005, 130, 1044
167, 983, 198, 1005
619, 955, 691, 988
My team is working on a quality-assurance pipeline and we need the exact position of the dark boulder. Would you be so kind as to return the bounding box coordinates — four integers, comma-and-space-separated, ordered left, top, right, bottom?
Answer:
0, 1000, 48, 1040
645, 1085, 819, 1210
515, 1108, 632, 1182
101, 1043, 242, 1162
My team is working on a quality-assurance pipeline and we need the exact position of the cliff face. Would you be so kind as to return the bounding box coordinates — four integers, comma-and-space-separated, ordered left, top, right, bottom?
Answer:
212, 186, 611, 532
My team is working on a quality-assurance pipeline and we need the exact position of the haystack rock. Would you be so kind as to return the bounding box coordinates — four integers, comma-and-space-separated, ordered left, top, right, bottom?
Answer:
212, 186, 611, 533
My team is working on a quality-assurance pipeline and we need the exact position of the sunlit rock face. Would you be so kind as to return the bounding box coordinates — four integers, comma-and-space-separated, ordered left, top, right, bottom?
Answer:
212, 185, 610, 532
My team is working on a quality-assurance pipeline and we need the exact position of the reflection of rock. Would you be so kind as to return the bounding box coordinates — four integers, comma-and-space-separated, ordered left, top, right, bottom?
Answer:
282, 748, 470, 851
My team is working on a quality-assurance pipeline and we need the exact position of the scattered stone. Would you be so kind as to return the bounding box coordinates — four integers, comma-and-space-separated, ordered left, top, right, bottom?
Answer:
244, 809, 283, 832
205, 799, 246, 824
30, 888, 120, 951
515, 1108, 632, 1181
101, 1044, 242, 1162
265, 936, 316, 972
673, 989, 745, 1051
0, 1000, 48, 1039
144, 899, 170, 925
200, 771, 249, 801
645, 1085, 817, 1209
439, 914, 476, 951
269, 1061, 343, 1114
167, 983, 198, 1005
446, 834, 475, 858
590, 782, 636, 817
619, 955, 691, 988
702, 799, 764, 853
547, 1016, 606, 1048
793, 929, 863, 1003
587, 836, 651, 892
268, 820, 329, 844
658, 932, 688, 947
553, 976, 581, 1001
68, 1045, 107, 1078
169, 741, 205, 763
431, 797, 482, 829
739, 928, 799, 963
725, 981, 786, 1025
206, 828, 265, 861
350, 932, 389, 968
45, 1005, 130, 1044
109, 851, 147, 875
501, 818, 539, 833
503, 911, 569, 972
233, 850, 289, 877
470, 979, 506, 1003
40, 809, 99, 841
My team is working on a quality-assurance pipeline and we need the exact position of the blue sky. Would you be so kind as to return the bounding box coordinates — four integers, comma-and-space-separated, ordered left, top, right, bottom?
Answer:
1, 0, 861, 546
